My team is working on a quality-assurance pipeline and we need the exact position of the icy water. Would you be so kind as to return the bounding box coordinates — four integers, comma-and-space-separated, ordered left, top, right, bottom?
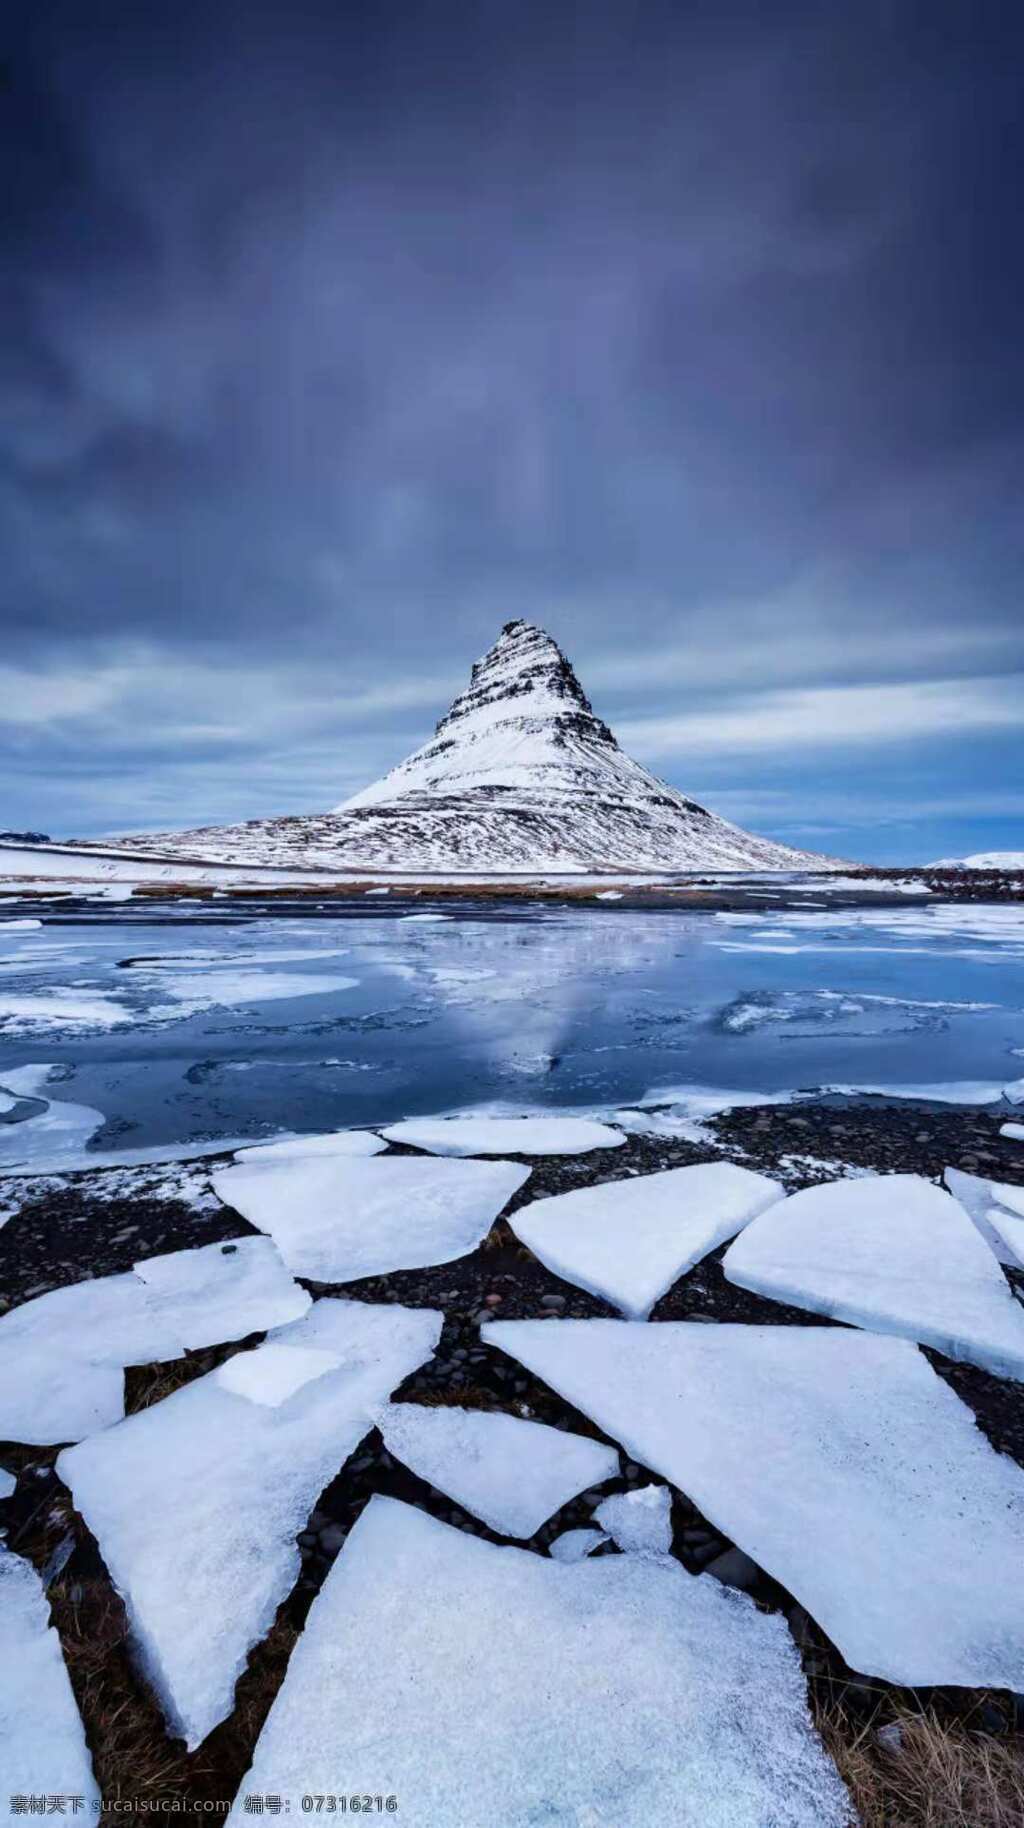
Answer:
1, 893, 1023, 1167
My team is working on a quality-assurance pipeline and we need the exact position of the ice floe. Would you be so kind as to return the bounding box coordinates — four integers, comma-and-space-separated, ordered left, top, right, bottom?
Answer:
484, 1319, 1024, 1688
0, 989, 131, 1034
0, 1467, 16, 1499
212, 1152, 529, 1282
723, 1173, 1024, 1380
0, 1063, 105, 1171
132, 1235, 310, 1350
228, 1495, 849, 1827
944, 1165, 1024, 1265
0, 1548, 101, 1807
232, 1129, 387, 1164
377, 1403, 618, 1537
379, 1114, 625, 1156
594, 1483, 673, 1555
509, 1161, 784, 1319
548, 1526, 607, 1561
1002, 1123, 1024, 1141
987, 1210, 1024, 1269
0, 1238, 308, 1443
57, 1299, 442, 1748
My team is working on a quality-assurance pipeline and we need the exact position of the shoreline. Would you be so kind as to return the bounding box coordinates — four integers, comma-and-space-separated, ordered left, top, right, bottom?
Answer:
2, 1096, 1023, 1806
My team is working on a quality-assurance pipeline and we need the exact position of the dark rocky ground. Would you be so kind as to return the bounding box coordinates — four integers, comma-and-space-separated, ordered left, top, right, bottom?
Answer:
1, 1097, 1023, 1804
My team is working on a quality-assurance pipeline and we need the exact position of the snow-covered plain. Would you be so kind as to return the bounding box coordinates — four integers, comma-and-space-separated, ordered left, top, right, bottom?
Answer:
485, 1320, 1024, 1688
229, 1496, 850, 1827
0, 1548, 101, 1808
723, 1174, 1024, 1380
57, 1300, 442, 1748
377, 1403, 619, 1537
212, 1151, 529, 1282
509, 1161, 784, 1318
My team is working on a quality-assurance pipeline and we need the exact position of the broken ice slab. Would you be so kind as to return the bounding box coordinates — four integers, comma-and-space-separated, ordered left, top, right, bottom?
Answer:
212, 1152, 530, 1282
484, 1317, 1024, 1689
228, 1496, 850, 1827
57, 1299, 442, 1748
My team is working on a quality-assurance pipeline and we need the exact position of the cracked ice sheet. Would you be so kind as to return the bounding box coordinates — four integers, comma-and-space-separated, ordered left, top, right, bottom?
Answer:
377, 1403, 618, 1538
944, 1166, 1024, 1266
484, 1320, 1024, 1690
379, 1114, 625, 1156
723, 1174, 1024, 1381
510, 1162, 784, 1319
57, 1300, 442, 1749
595, 1484, 673, 1555
212, 1153, 530, 1282
228, 1496, 849, 1828
0, 1549, 101, 1808
0, 1239, 309, 1445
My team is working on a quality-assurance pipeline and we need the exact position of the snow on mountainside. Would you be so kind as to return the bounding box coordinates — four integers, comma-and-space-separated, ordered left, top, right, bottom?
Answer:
65, 622, 842, 874
929, 853, 1024, 870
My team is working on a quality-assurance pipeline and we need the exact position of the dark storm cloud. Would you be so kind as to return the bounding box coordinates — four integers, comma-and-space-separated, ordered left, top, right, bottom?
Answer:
1, 0, 1022, 860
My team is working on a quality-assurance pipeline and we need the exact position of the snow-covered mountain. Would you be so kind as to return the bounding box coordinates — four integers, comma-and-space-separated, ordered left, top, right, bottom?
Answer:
67, 621, 841, 874
928, 852, 1024, 870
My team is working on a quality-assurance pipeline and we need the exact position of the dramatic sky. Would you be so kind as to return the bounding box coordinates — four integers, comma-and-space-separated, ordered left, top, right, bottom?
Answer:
3, 0, 1022, 863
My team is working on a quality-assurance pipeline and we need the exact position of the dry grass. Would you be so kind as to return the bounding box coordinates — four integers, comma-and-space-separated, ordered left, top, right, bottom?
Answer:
819, 1706, 1024, 1828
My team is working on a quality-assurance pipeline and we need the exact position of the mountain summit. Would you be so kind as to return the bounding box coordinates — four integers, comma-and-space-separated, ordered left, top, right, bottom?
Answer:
78, 621, 838, 873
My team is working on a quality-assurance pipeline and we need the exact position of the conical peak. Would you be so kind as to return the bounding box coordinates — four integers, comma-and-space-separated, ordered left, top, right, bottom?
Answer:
436, 619, 599, 737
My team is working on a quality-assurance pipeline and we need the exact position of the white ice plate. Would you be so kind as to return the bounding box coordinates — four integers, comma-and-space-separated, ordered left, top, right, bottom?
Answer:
133, 1235, 310, 1350
377, 1403, 618, 1537
723, 1173, 1024, 1379
380, 1116, 625, 1156
944, 1165, 1024, 1265
485, 1318, 1024, 1688
510, 1161, 784, 1318
212, 1153, 530, 1282
57, 1299, 442, 1748
548, 1527, 607, 1562
228, 1496, 849, 1827
0, 1238, 310, 1444
232, 1130, 387, 1164
0, 1548, 100, 1807
594, 1484, 673, 1555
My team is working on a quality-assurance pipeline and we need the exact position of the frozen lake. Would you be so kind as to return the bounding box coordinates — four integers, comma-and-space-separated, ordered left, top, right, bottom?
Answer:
2, 893, 1024, 1167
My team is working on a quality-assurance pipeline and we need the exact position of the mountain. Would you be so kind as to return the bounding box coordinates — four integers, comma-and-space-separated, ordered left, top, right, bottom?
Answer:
68, 621, 841, 874
928, 852, 1024, 870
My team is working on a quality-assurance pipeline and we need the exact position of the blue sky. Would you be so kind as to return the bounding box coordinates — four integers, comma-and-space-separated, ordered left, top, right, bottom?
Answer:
2, 0, 1022, 865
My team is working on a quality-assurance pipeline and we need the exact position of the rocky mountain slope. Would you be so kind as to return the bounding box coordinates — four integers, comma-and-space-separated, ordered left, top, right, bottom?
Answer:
67, 621, 840, 873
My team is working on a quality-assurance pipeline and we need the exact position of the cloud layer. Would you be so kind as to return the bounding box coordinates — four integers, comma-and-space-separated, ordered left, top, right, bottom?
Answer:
2, 1, 1022, 862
